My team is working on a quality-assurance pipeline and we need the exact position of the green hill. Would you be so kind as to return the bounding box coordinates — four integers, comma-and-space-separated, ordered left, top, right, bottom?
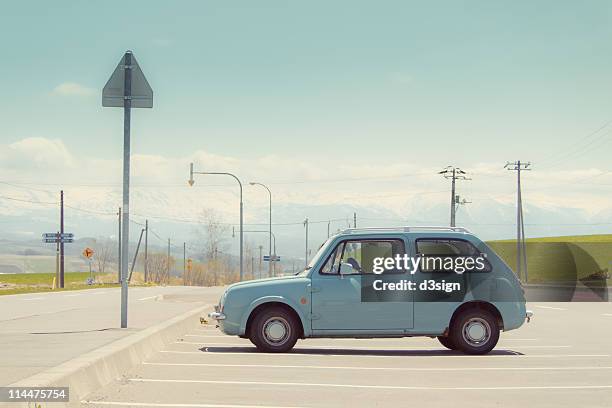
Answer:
487, 235, 612, 284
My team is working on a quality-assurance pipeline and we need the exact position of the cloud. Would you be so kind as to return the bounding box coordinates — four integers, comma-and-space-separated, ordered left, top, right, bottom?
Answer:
52, 82, 96, 97
3, 137, 75, 169
1, 136, 612, 247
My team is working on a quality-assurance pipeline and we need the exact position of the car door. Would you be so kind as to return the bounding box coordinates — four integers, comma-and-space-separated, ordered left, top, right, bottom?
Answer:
310, 236, 413, 332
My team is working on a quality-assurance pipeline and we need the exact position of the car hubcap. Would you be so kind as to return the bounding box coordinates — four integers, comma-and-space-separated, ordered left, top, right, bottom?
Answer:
462, 317, 491, 346
263, 317, 290, 345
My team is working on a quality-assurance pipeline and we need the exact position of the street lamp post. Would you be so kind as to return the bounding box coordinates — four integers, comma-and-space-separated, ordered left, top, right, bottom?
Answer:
189, 163, 244, 281
249, 182, 272, 278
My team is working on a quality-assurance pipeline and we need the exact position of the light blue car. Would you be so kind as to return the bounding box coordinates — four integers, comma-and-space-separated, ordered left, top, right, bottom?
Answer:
209, 226, 532, 355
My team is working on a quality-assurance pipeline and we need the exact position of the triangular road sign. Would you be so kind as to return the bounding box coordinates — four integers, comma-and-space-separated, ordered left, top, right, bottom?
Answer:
102, 51, 153, 108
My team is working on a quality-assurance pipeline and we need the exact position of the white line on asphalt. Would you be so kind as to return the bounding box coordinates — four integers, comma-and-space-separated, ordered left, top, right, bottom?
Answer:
65, 294, 82, 297
534, 305, 567, 311
138, 296, 158, 301
603, 314, 612, 317
160, 350, 607, 359
81, 401, 303, 408
174, 341, 571, 350
22, 297, 45, 301
143, 362, 612, 372
128, 378, 612, 391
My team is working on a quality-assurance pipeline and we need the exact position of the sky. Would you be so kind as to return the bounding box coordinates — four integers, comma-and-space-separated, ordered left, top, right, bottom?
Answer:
1, 1, 612, 261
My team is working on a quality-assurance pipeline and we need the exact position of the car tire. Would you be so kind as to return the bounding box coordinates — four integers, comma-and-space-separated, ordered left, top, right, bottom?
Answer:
450, 309, 499, 355
249, 307, 299, 353
437, 335, 457, 350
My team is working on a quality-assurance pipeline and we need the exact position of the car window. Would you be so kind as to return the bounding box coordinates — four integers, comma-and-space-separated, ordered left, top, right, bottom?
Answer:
320, 242, 345, 274
320, 239, 405, 275
416, 238, 490, 273
416, 239, 478, 256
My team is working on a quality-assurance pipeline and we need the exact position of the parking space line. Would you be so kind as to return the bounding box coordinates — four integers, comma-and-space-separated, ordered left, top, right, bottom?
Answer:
22, 297, 45, 301
534, 305, 567, 311
603, 314, 612, 317
160, 350, 608, 358
65, 294, 82, 297
143, 362, 612, 372
174, 341, 571, 350
81, 401, 304, 408
128, 378, 612, 390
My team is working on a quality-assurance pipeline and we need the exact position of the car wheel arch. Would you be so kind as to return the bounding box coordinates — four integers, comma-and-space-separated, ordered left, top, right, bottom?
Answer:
243, 300, 306, 339
447, 301, 504, 334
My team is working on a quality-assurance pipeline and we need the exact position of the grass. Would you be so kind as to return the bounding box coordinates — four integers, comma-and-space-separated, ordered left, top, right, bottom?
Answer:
487, 234, 612, 284
491, 234, 612, 243
0, 271, 148, 296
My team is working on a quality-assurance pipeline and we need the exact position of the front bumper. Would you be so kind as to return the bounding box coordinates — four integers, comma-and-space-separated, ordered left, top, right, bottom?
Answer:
526, 310, 533, 323
208, 311, 226, 320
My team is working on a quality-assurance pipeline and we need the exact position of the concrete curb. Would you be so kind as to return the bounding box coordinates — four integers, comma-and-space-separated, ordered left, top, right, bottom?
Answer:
5, 304, 210, 408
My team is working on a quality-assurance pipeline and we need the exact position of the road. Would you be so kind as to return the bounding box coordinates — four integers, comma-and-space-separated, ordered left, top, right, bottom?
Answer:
82, 302, 612, 408
0, 285, 224, 385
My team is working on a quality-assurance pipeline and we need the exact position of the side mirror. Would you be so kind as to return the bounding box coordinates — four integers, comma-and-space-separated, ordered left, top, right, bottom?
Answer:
339, 262, 356, 275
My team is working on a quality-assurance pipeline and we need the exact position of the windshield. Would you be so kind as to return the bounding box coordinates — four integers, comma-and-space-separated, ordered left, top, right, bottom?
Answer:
295, 237, 333, 276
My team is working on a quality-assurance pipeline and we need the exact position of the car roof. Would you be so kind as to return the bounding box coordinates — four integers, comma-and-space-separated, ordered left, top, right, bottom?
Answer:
334, 227, 476, 240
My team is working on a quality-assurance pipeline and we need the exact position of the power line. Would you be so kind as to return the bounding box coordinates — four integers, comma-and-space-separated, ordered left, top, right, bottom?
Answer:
0, 194, 57, 205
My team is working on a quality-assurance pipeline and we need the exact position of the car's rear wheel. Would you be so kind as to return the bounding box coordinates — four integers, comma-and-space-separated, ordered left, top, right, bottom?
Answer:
437, 335, 457, 350
450, 309, 499, 355
249, 307, 299, 353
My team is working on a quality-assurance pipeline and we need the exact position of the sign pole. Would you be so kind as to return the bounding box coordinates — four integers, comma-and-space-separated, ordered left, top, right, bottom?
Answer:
103, 49, 153, 327
120, 51, 132, 328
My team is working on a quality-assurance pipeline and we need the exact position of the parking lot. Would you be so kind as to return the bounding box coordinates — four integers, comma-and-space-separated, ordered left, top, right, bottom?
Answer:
82, 302, 612, 408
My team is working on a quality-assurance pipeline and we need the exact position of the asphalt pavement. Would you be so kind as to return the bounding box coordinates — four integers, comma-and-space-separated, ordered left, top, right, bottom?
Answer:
0, 285, 224, 385
81, 302, 612, 408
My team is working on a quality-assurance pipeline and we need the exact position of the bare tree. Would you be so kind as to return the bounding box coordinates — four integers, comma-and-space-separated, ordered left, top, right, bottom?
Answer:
92, 238, 115, 275
194, 209, 230, 285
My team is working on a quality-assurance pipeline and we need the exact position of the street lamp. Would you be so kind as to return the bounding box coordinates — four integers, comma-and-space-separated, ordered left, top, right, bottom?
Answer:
249, 182, 273, 278
189, 163, 244, 281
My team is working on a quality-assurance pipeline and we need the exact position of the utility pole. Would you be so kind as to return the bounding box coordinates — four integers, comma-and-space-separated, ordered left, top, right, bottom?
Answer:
117, 207, 122, 284
183, 242, 186, 285
304, 218, 309, 268
327, 220, 331, 238
144, 220, 148, 283
439, 166, 470, 227
60, 190, 65, 288
167, 238, 171, 283
505, 161, 531, 282
258, 245, 263, 279
353, 212, 357, 228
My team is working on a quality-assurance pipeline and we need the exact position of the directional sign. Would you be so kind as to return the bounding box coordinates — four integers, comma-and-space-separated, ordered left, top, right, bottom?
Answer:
263, 255, 280, 262
83, 247, 94, 259
102, 52, 153, 108
42, 232, 74, 243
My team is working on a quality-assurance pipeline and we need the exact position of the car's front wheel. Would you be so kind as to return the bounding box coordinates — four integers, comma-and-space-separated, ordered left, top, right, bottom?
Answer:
450, 309, 499, 355
249, 307, 299, 353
